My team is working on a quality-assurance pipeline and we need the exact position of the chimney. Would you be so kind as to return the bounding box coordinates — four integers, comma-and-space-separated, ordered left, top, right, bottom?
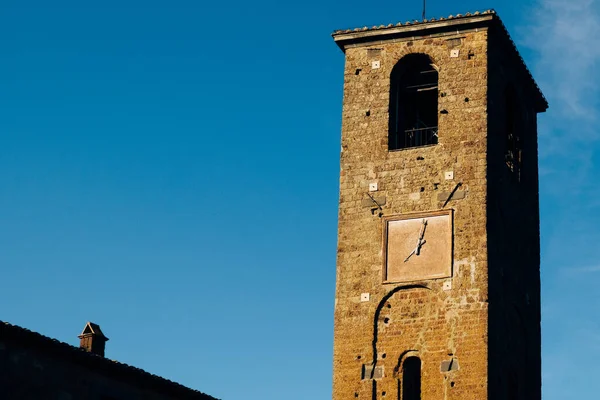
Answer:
78, 322, 109, 357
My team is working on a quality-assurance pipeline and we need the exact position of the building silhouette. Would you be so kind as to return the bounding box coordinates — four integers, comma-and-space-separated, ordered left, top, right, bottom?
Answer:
0, 320, 217, 400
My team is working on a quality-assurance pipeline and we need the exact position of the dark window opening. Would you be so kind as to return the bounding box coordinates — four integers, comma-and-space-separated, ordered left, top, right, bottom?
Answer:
402, 356, 421, 400
508, 372, 518, 400
505, 85, 521, 181
389, 54, 438, 150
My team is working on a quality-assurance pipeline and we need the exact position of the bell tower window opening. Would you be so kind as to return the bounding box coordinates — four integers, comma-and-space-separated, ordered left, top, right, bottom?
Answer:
401, 356, 422, 400
389, 54, 439, 150
505, 85, 522, 181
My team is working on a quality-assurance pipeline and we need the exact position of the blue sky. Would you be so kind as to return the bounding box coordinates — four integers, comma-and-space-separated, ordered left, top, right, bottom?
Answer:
1, 1, 599, 399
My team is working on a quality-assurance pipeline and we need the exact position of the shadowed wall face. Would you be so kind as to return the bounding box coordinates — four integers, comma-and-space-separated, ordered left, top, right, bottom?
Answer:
332, 12, 545, 400
486, 23, 543, 400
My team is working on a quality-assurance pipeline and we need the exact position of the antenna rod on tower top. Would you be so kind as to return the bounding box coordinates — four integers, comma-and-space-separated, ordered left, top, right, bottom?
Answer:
422, 0, 426, 20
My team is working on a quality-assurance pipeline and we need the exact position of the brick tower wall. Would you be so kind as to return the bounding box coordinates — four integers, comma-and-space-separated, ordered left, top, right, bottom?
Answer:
333, 28, 491, 400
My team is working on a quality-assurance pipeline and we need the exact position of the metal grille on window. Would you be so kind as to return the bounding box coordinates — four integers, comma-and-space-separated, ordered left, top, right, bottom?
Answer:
389, 54, 438, 150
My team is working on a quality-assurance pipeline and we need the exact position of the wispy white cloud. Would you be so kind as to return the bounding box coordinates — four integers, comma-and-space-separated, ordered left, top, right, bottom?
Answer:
526, 0, 600, 120
543, 326, 600, 396
561, 264, 600, 274
523, 8, 600, 398
521, 0, 600, 191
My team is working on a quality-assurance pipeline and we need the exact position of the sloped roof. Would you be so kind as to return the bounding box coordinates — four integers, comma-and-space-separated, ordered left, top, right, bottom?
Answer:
332, 9, 497, 35
0, 320, 218, 400
79, 321, 108, 339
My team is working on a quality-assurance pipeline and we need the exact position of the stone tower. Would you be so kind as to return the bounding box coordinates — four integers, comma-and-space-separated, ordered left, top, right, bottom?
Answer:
331, 10, 547, 400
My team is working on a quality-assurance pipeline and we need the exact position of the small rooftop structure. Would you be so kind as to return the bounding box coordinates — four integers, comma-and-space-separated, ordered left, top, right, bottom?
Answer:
78, 321, 109, 357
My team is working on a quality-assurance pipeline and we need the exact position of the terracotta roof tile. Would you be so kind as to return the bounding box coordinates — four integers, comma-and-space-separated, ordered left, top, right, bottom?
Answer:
332, 9, 496, 35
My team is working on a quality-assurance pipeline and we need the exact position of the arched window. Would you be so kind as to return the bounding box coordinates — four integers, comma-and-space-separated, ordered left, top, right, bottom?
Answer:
402, 356, 421, 400
389, 54, 438, 150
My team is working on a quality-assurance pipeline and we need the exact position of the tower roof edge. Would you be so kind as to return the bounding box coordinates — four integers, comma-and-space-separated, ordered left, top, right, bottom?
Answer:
332, 10, 497, 42
332, 10, 548, 112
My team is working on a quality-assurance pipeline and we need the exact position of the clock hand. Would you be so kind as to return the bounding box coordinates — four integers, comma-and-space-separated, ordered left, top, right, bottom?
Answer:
419, 219, 428, 241
416, 239, 426, 255
415, 219, 428, 255
407, 220, 429, 262
404, 248, 416, 262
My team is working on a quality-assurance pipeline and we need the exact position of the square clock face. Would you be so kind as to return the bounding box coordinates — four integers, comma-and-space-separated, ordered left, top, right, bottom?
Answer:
383, 210, 453, 283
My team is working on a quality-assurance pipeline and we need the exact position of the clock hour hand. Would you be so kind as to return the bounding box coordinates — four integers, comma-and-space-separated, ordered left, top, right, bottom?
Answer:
406, 220, 429, 262
419, 219, 428, 241
416, 239, 426, 255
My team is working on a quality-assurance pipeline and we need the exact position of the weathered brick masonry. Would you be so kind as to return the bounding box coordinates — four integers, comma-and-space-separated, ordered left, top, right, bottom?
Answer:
331, 10, 547, 400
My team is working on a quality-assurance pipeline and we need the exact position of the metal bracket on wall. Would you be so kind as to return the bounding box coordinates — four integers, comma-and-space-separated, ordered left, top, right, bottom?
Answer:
366, 192, 384, 217
442, 182, 463, 208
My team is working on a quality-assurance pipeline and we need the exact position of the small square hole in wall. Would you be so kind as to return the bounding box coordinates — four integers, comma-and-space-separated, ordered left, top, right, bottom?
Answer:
450, 49, 460, 58
445, 171, 454, 180
369, 183, 378, 192
361, 293, 370, 302
371, 60, 381, 69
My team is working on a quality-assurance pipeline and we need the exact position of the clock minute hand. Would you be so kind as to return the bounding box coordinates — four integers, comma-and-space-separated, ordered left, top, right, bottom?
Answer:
404, 248, 416, 262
